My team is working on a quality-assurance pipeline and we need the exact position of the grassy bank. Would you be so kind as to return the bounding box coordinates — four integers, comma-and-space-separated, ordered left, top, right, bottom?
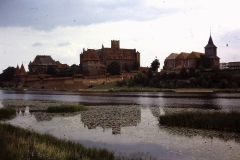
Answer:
0, 123, 114, 160
160, 110, 240, 133
47, 104, 88, 113
83, 82, 174, 92
0, 107, 16, 120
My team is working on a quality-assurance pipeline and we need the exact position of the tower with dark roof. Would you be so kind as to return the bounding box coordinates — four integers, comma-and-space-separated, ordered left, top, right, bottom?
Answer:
204, 34, 220, 68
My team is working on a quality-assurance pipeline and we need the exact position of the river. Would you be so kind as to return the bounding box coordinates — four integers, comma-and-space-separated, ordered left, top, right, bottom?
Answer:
1, 90, 240, 159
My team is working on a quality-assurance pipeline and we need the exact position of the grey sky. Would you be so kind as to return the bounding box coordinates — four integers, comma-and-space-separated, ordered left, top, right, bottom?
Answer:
0, 0, 240, 72
0, 0, 173, 30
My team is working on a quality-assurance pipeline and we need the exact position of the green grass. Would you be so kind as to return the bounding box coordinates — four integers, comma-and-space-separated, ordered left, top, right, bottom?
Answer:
0, 107, 16, 120
160, 110, 240, 133
47, 104, 88, 113
0, 123, 114, 160
84, 82, 173, 92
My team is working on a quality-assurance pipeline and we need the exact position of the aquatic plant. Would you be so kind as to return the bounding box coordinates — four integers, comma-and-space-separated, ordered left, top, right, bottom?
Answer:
0, 107, 16, 120
47, 104, 88, 113
160, 110, 240, 133
0, 123, 114, 160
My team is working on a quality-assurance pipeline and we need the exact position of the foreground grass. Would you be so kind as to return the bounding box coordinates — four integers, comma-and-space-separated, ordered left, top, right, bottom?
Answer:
47, 104, 88, 113
160, 110, 240, 133
0, 123, 114, 160
0, 107, 16, 120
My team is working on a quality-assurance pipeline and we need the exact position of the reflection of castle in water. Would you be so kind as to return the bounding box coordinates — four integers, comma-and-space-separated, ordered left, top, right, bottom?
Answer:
81, 106, 141, 134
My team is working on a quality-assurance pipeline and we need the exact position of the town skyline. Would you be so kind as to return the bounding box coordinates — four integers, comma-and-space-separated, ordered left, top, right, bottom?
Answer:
1, 0, 240, 72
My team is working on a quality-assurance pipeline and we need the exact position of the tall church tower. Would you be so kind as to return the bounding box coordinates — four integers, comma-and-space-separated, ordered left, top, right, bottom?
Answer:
204, 34, 220, 68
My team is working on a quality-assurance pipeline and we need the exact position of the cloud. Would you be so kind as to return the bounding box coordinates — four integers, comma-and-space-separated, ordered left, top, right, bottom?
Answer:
32, 42, 44, 47
58, 41, 71, 47
0, 0, 176, 31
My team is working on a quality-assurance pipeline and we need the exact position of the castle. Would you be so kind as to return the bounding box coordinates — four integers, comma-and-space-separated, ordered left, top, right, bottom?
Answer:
163, 35, 220, 72
80, 40, 140, 76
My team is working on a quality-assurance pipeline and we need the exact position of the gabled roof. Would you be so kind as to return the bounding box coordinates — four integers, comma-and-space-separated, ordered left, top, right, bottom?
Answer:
176, 52, 190, 59
205, 35, 217, 48
166, 53, 179, 59
29, 55, 56, 65
82, 49, 100, 61
187, 52, 204, 59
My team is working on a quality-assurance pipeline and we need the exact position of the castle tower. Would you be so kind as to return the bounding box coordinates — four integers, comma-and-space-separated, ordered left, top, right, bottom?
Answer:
111, 40, 120, 49
204, 34, 220, 68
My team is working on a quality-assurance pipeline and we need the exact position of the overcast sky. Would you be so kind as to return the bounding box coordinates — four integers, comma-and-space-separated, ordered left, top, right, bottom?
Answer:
1, 0, 240, 72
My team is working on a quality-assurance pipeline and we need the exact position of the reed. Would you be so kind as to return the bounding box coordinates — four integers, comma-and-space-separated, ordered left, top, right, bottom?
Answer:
0, 107, 16, 120
47, 104, 88, 113
160, 110, 240, 133
0, 123, 114, 160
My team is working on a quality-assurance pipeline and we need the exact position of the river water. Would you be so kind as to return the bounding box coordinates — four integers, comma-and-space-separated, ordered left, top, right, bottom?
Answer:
1, 90, 240, 159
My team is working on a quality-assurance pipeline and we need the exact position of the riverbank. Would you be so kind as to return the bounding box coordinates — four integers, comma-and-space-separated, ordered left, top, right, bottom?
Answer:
0, 123, 115, 160
1, 82, 239, 93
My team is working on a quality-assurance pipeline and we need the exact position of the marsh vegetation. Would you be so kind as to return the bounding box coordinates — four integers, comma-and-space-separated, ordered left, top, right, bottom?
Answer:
160, 110, 240, 133
0, 107, 16, 120
0, 123, 114, 160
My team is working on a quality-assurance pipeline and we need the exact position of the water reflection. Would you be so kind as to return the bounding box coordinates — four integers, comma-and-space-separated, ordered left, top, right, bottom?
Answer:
0, 100, 3, 108
6, 105, 240, 159
161, 126, 240, 144
81, 106, 141, 134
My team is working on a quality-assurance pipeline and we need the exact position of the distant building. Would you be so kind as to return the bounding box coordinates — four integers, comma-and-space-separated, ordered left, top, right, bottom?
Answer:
14, 64, 27, 87
220, 62, 240, 70
80, 40, 141, 76
80, 49, 106, 76
28, 55, 68, 73
219, 62, 228, 70
163, 34, 220, 72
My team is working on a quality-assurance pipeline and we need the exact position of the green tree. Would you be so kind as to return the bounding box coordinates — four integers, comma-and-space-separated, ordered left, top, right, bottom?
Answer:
123, 63, 130, 72
132, 61, 140, 70
197, 55, 210, 69
46, 66, 57, 76
133, 72, 149, 86
151, 59, 160, 72
188, 67, 196, 77
180, 67, 188, 79
147, 68, 153, 78
0, 67, 15, 81
189, 77, 197, 87
107, 61, 121, 75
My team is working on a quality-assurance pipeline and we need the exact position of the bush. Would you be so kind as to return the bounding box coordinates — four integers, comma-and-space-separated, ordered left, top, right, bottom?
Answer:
0, 107, 16, 120
47, 105, 87, 113
116, 80, 127, 87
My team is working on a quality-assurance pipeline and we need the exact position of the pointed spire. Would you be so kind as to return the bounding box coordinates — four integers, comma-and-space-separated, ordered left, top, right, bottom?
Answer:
205, 34, 217, 48
14, 65, 20, 76
19, 64, 26, 76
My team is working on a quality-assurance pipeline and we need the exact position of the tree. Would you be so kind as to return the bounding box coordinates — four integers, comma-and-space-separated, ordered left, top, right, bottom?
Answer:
197, 55, 210, 69
0, 67, 15, 81
151, 59, 160, 72
107, 61, 121, 75
132, 61, 140, 70
180, 67, 188, 78
46, 66, 57, 76
133, 72, 149, 86
188, 67, 195, 77
123, 63, 130, 72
